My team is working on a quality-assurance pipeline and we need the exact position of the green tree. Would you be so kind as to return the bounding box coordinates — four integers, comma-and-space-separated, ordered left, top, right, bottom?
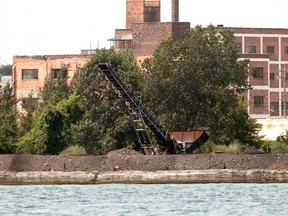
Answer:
17, 95, 83, 154
17, 64, 79, 154
0, 64, 12, 76
0, 83, 18, 153
71, 48, 143, 154
142, 25, 261, 147
18, 92, 39, 136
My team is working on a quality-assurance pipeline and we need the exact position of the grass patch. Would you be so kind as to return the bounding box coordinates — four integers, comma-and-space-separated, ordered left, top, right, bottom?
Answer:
194, 141, 246, 154
262, 140, 288, 152
213, 142, 246, 153
60, 145, 87, 156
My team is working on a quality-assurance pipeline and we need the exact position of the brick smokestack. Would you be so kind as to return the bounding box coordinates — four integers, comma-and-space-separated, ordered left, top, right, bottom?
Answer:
172, 0, 179, 22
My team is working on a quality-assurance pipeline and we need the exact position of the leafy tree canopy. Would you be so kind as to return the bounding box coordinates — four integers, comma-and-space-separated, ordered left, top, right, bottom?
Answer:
0, 83, 18, 153
142, 25, 261, 147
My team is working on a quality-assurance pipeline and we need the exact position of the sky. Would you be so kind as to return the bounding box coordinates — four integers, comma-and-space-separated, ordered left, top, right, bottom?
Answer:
1, 0, 288, 65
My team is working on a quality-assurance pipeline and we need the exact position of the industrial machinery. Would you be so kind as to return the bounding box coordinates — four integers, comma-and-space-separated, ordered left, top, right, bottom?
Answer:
97, 63, 208, 154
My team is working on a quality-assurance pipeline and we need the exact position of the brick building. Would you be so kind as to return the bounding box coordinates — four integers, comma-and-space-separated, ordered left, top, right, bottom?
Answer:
231, 27, 288, 119
12, 0, 288, 129
109, 0, 190, 61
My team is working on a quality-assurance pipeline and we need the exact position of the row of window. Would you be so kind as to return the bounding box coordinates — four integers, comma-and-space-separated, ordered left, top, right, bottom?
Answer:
239, 45, 288, 54
252, 67, 288, 80
22, 69, 68, 80
254, 96, 288, 110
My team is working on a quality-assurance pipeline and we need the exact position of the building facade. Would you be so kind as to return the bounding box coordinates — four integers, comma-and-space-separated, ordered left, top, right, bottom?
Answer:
231, 27, 288, 119
13, 55, 90, 110
12, 0, 288, 130
109, 0, 190, 62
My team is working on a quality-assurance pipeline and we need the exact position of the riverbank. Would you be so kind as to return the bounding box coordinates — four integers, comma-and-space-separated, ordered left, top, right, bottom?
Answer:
1, 149, 288, 184
1, 169, 288, 185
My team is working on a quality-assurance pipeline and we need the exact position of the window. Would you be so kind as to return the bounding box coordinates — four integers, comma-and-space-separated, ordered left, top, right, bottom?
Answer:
253, 67, 263, 79
270, 102, 279, 116
248, 46, 256, 53
267, 46, 274, 54
116, 40, 133, 49
254, 96, 264, 108
51, 69, 68, 79
281, 102, 288, 114
285, 46, 288, 54
22, 69, 38, 80
270, 73, 275, 81
284, 73, 288, 81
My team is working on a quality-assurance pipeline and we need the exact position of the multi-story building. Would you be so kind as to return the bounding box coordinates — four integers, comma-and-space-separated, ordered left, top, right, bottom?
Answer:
109, 0, 190, 62
12, 0, 288, 139
232, 27, 288, 119
13, 55, 90, 110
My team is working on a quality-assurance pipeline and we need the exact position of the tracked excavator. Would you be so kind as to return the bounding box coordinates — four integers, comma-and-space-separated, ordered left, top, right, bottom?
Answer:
97, 63, 208, 154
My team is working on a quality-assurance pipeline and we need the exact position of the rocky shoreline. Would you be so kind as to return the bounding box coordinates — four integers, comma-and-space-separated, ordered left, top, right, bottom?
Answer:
1, 169, 288, 185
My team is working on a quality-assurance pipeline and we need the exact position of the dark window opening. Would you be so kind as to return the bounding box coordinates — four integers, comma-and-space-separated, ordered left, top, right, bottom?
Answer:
51, 69, 68, 79
285, 46, 288, 54
285, 73, 288, 81
22, 69, 38, 80
281, 102, 288, 110
270, 102, 279, 116
254, 96, 264, 108
267, 46, 274, 54
116, 40, 133, 49
248, 46, 256, 53
270, 73, 275, 81
253, 67, 263, 79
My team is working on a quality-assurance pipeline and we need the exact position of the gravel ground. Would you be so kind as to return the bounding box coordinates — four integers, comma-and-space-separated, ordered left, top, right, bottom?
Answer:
0, 148, 288, 172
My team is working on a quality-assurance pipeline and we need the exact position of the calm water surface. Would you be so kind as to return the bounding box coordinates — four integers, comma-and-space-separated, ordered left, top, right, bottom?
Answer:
0, 184, 287, 216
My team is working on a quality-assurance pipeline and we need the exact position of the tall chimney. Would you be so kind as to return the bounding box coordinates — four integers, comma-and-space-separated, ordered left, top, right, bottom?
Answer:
172, 0, 179, 22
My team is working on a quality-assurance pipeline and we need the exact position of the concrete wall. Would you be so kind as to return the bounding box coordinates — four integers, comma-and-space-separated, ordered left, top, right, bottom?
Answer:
1, 170, 288, 184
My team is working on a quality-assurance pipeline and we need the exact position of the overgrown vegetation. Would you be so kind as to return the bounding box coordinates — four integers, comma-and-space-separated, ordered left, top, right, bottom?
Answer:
0, 83, 18, 153
1, 25, 266, 155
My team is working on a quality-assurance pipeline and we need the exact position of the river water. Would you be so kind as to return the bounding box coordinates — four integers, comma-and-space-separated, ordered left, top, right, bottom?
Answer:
0, 184, 287, 216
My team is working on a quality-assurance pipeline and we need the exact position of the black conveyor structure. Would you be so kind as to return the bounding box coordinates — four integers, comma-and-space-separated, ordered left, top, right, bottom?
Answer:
97, 63, 177, 154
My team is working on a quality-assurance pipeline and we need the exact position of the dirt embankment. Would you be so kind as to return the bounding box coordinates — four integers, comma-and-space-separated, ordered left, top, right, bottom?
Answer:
0, 148, 288, 172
